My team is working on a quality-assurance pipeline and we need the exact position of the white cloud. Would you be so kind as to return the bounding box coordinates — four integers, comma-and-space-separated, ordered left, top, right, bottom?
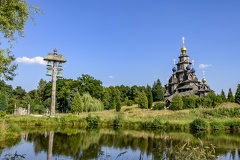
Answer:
108, 75, 114, 79
198, 64, 212, 69
15, 56, 47, 65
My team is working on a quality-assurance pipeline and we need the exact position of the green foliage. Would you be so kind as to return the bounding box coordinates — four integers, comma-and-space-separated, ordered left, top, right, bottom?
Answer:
86, 114, 100, 127
225, 120, 240, 131
0, 1, 42, 80
33, 104, 45, 114
206, 92, 222, 107
113, 113, 124, 127
153, 102, 165, 110
116, 96, 121, 112
235, 84, 240, 104
0, 0, 40, 41
0, 110, 6, 117
220, 89, 227, 102
196, 97, 212, 108
82, 93, 103, 112
170, 93, 183, 110
78, 74, 103, 99
152, 79, 164, 101
152, 118, 163, 128
182, 94, 198, 109
71, 92, 83, 114
124, 97, 133, 106
227, 88, 234, 102
138, 91, 148, 109
190, 118, 209, 130
146, 85, 153, 109
0, 90, 8, 111
210, 121, 224, 130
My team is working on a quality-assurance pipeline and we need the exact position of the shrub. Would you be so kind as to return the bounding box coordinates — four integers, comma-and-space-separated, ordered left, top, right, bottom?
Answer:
138, 91, 148, 109
153, 102, 165, 110
0, 110, 6, 117
86, 114, 100, 127
152, 118, 162, 128
210, 121, 224, 130
225, 120, 240, 131
126, 100, 133, 106
182, 94, 197, 109
113, 113, 123, 127
170, 93, 183, 110
190, 118, 209, 130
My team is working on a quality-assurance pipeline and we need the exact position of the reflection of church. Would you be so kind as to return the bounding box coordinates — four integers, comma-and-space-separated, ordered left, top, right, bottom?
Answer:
164, 38, 212, 102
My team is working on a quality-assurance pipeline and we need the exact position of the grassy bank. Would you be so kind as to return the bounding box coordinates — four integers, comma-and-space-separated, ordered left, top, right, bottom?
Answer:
1, 102, 240, 132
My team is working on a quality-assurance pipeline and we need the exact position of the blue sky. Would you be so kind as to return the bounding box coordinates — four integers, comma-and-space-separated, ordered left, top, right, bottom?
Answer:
3, 0, 240, 94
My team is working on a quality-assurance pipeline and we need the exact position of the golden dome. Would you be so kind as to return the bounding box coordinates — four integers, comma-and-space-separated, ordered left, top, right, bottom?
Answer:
181, 45, 187, 54
202, 78, 207, 83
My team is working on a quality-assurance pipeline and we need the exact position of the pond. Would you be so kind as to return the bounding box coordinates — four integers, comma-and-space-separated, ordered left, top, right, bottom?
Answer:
0, 127, 239, 160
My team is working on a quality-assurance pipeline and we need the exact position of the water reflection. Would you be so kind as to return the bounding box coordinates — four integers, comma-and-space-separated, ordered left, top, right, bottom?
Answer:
1, 128, 240, 160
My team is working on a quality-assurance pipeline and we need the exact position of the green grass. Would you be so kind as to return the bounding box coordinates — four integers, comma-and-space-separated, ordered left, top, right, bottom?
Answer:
1, 102, 240, 131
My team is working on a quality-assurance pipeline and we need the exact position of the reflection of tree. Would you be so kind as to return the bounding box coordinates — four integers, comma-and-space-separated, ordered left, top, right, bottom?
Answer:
47, 131, 54, 160
23, 128, 239, 159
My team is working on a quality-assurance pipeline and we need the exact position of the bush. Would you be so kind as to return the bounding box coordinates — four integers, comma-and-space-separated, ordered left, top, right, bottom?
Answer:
153, 102, 165, 110
170, 93, 183, 110
225, 120, 240, 131
210, 121, 224, 130
190, 118, 209, 130
113, 113, 123, 127
0, 110, 6, 117
126, 100, 133, 106
86, 114, 100, 127
152, 118, 162, 128
182, 94, 197, 109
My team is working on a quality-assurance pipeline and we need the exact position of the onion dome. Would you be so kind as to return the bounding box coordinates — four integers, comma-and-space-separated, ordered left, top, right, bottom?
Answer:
202, 78, 207, 83
186, 65, 191, 70
191, 68, 196, 73
181, 45, 187, 54
172, 66, 177, 72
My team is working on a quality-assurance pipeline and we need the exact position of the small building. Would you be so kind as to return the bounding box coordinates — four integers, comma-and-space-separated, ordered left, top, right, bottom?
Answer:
164, 38, 212, 103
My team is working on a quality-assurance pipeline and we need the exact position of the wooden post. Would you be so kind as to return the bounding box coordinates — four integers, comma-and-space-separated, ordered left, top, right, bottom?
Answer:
50, 61, 57, 117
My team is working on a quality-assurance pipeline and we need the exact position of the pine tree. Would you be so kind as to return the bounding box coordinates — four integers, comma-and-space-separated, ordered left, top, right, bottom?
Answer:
227, 88, 234, 102
138, 91, 148, 109
235, 84, 240, 104
152, 79, 164, 101
71, 92, 83, 114
146, 85, 153, 109
220, 89, 227, 102
116, 96, 121, 112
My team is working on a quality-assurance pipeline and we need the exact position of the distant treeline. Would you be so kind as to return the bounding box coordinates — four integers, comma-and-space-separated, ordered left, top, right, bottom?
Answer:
0, 74, 239, 114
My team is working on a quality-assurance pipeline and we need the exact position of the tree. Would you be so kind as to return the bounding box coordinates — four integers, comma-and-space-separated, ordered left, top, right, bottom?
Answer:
227, 88, 234, 102
235, 84, 240, 104
170, 93, 183, 110
82, 93, 102, 112
138, 91, 148, 109
146, 85, 153, 109
71, 92, 83, 114
220, 89, 227, 102
152, 79, 164, 101
77, 74, 103, 99
0, 90, 8, 111
116, 96, 121, 112
0, 0, 41, 80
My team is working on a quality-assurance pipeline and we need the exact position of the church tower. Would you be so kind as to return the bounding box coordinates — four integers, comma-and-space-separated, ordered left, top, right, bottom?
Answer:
164, 37, 212, 102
